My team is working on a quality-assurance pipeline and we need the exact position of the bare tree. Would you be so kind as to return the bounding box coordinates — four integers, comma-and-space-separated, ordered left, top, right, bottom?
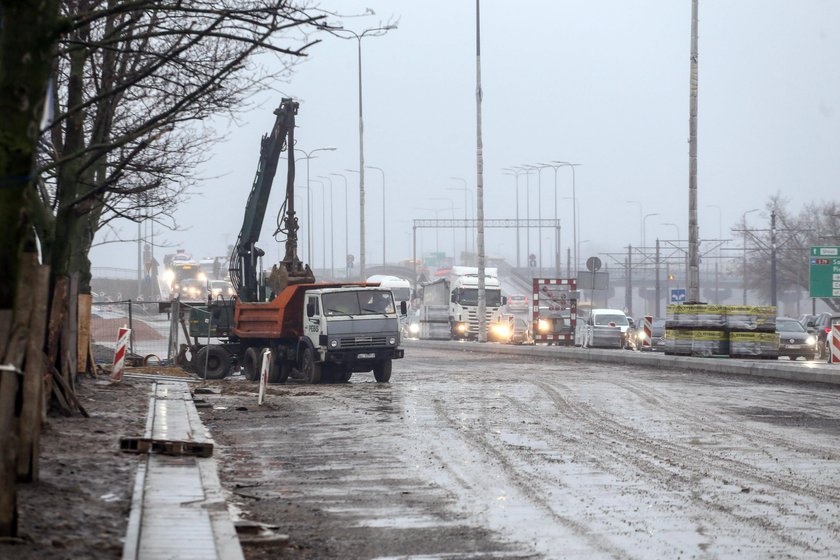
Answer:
740, 195, 840, 312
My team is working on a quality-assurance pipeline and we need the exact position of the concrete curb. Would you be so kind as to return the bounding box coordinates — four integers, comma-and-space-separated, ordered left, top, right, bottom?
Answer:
404, 339, 840, 386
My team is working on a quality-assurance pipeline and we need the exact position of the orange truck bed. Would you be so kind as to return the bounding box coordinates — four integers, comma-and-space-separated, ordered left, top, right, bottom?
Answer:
232, 282, 371, 339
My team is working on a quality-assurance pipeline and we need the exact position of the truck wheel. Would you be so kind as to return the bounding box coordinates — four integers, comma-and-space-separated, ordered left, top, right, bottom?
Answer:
195, 345, 231, 380
373, 359, 392, 383
268, 356, 291, 384
242, 347, 260, 381
300, 347, 322, 384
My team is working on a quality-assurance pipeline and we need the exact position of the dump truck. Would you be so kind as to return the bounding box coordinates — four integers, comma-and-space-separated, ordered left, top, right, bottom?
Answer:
187, 98, 404, 383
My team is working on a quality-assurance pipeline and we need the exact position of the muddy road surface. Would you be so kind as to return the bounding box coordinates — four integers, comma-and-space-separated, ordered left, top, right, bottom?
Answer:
201, 345, 840, 559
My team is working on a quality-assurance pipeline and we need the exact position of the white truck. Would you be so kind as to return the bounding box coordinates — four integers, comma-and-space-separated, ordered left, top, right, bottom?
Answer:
419, 266, 505, 340
367, 275, 413, 337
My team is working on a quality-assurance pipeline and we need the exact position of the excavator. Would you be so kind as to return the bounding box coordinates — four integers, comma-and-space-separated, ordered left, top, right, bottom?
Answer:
186, 99, 404, 383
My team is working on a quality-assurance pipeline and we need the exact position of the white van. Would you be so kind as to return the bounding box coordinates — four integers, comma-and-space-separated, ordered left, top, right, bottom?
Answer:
581, 308, 632, 349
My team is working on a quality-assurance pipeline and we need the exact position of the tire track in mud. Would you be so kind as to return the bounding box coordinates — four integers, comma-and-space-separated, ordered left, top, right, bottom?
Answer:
607, 376, 840, 463
525, 378, 833, 553
426, 394, 648, 560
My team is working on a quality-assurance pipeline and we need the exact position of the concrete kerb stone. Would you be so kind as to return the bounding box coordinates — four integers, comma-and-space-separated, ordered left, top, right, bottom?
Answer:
403, 339, 840, 386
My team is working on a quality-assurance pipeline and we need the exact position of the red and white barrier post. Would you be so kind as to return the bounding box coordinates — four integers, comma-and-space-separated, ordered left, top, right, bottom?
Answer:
258, 349, 271, 405
830, 325, 840, 364
111, 326, 131, 382
642, 315, 653, 350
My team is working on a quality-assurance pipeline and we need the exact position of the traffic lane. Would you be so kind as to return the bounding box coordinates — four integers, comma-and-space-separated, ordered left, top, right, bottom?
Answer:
407, 339, 840, 386
204, 348, 840, 559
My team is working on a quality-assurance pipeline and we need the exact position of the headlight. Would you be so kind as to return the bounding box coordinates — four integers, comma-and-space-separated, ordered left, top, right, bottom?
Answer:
491, 324, 511, 338
388, 336, 397, 345
163, 270, 176, 284
806, 335, 816, 346
455, 322, 468, 333
329, 339, 338, 348
637, 331, 648, 341
409, 323, 420, 334
197, 272, 207, 282
537, 319, 550, 333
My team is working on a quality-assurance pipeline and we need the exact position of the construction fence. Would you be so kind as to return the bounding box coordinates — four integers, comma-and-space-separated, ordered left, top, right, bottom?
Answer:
90, 300, 213, 367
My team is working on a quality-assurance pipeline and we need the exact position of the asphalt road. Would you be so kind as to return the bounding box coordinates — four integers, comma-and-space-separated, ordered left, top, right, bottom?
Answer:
202, 346, 840, 559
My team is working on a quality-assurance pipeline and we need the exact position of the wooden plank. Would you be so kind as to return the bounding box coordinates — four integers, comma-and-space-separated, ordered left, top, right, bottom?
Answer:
0, 310, 12, 362
0, 254, 38, 533
18, 262, 49, 482
0, 369, 20, 537
77, 293, 92, 374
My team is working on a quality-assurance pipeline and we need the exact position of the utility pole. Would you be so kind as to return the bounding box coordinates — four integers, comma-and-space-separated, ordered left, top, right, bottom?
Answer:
475, 0, 487, 342
687, 0, 701, 302
770, 210, 777, 307
655, 239, 661, 317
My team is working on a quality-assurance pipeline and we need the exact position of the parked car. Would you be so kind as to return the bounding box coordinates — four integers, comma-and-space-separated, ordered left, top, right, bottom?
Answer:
776, 316, 818, 361
635, 317, 666, 351
813, 313, 840, 360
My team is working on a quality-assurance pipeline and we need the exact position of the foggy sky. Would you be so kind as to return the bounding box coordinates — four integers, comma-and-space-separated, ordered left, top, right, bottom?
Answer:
90, 0, 840, 276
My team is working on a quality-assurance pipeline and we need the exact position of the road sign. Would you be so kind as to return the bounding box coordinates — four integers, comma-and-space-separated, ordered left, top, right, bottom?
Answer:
586, 256, 602, 272
809, 246, 840, 298
670, 288, 687, 304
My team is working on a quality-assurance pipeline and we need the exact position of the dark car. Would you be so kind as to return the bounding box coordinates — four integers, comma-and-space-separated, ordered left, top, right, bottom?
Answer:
776, 317, 818, 361
813, 313, 840, 360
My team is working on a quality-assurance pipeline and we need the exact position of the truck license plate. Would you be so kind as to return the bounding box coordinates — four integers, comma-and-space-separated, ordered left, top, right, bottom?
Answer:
357, 352, 375, 359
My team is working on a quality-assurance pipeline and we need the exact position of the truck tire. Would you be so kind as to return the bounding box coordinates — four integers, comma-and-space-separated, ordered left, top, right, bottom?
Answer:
195, 345, 231, 380
242, 347, 261, 381
268, 355, 291, 384
373, 359, 392, 383
300, 347, 322, 384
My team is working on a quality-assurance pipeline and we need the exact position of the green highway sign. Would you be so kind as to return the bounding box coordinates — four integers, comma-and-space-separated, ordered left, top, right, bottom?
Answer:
809, 246, 840, 298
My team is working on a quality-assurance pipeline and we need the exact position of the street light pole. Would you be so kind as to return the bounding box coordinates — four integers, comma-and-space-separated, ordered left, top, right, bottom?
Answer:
538, 162, 568, 276
330, 173, 349, 278
311, 179, 327, 271
516, 165, 534, 270
742, 208, 759, 305
366, 165, 386, 265
502, 167, 523, 268
431, 197, 457, 263
552, 161, 581, 276
338, 23, 396, 281
317, 175, 335, 278
627, 200, 643, 247
294, 147, 335, 269
642, 212, 659, 249
448, 177, 469, 263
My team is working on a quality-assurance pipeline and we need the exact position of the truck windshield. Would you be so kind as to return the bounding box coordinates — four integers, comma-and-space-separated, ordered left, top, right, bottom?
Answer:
323, 290, 395, 316
457, 289, 502, 307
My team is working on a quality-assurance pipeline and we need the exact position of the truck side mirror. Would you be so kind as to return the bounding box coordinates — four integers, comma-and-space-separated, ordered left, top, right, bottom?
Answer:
501, 296, 508, 306
400, 301, 407, 315
306, 302, 315, 317
450, 293, 456, 304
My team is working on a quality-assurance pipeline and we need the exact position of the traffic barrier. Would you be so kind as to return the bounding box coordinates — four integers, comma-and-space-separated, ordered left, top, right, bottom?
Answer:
111, 326, 131, 382
258, 349, 271, 405
831, 325, 840, 364
642, 315, 653, 349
